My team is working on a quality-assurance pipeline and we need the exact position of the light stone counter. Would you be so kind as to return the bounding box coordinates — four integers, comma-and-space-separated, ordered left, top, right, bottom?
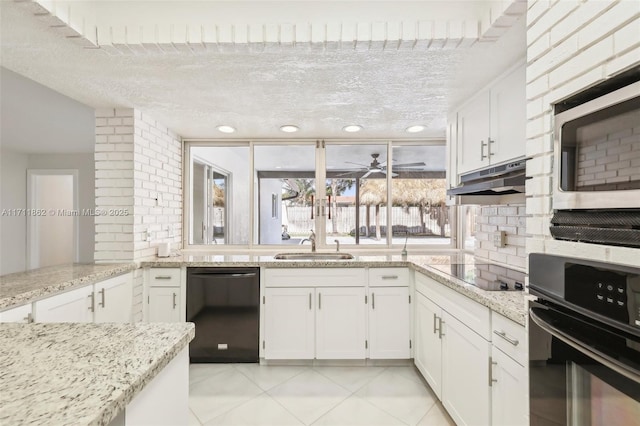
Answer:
0, 322, 194, 426
142, 253, 527, 325
0, 263, 136, 310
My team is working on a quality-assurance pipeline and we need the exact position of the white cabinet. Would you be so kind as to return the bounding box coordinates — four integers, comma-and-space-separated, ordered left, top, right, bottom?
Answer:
34, 273, 133, 323
35, 285, 95, 323
414, 272, 491, 426
491, 312, 528, 426
414, 292, 443, 399
146, 268, 183, 323
0, 303, 33, 323
94, 273, 133, 323
441, 310, 491, 426
263, 268, 367, 360
453, 63, 526, 177
457, 90, 491, 174
368, 286, 410, 359
316, 287, 366, 359
263, 287, 315, 359
148, 287, 181, 322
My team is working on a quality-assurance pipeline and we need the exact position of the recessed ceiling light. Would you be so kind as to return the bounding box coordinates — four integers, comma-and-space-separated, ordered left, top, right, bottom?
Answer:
343, 125, 363, 133
405, 125, 426, 133
217, 125, 236, 133
280, 125, 299, 133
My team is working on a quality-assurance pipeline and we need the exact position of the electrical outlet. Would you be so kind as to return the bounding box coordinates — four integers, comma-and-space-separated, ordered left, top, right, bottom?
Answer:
493, 231, 506, 248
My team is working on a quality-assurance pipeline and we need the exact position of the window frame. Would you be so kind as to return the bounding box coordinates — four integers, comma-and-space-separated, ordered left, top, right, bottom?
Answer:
182, 138, 457, 252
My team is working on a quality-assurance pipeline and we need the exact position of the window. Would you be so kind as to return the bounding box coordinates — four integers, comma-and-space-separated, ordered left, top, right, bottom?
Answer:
184, 140, 452, 249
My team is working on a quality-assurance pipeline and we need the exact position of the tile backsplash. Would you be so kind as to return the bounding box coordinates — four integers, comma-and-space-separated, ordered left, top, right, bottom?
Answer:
474, 204, 526, 270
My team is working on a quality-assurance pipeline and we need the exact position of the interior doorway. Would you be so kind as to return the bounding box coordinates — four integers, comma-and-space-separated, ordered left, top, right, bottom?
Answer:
27, 170, 79, 269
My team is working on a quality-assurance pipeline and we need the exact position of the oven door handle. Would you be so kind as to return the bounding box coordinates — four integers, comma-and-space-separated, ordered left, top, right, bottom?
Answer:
530, 307, 640, 384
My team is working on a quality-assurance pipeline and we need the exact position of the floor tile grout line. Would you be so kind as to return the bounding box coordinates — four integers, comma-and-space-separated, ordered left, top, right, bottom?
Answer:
233, 364, 311, 392
311, 365, 389, 395
304, 392, 353, 426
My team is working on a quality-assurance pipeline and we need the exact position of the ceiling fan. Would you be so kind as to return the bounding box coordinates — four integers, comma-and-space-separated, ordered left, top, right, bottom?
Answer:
338, 153, 426, 178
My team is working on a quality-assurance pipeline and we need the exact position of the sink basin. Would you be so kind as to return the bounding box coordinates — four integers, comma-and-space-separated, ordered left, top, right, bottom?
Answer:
273, 252, 355, 260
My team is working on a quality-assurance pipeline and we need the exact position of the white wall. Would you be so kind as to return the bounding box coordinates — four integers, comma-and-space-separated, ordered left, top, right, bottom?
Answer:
28, 154, 96, 264
259, 179, 283, 244
525, 1, 640, 267
0, 149, 28, 275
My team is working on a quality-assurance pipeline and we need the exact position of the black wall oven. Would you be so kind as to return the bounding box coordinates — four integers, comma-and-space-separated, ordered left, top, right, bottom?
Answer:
528, 254, 640, 426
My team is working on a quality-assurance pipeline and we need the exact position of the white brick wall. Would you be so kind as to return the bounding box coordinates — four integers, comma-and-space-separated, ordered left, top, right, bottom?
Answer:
95, 108, 182, 320
525, 1, 640, 268
475, 204, 527, 270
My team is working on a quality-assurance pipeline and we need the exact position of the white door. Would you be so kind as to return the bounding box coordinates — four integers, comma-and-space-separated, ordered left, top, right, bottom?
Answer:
457, 91, 491, 174
414, 293, 443, 399
316, 287, 366, 359
148, 287, 181, 322
264, 287, 315, 360
94, 273, 133, 323
442, 311, 491, 426
0, 303, 33, 323
27, 170, 78, 269
369, 287, 410, 359
34, 285, 94, 322
490, 64, 526, 165
491, 348, 528, 426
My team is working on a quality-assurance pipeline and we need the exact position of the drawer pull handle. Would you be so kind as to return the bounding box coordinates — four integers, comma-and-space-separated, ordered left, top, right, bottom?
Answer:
88, 293, 95, 312
433, 313, 438, 334
155, 276, 172, 280
99, 288, 106, 308
172, 293, 177, 309
493, 330, 519, 346
381, 275, 398, 280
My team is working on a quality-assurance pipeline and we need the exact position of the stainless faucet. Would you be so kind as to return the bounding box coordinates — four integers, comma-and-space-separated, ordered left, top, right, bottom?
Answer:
334, 239, 340, 252
309, 230, 316, 252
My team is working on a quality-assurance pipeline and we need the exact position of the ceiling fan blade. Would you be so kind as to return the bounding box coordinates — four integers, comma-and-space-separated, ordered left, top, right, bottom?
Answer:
361, 170, 375, 178
335, 171, 360, 177
392, 162, 426, 168
344, 161, 370, 167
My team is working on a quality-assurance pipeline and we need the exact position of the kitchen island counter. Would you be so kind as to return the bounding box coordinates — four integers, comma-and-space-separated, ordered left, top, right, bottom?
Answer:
0, 322, 194, 426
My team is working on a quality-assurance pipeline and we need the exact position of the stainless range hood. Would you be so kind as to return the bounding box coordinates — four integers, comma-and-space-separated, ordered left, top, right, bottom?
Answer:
448, 158, 527, 204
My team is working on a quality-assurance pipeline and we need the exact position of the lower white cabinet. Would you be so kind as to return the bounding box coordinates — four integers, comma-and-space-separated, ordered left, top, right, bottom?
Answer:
414, 292, 443, 399
368, 286, 411, 359
146, 268, 183, 323
441, 310, 491, 426
94, 274, 133, 323
35, 285, 95, 323
316, 287, 366, 359
0, 303, 33, 323
263, 286, 366, 360
148, 287, 182, 322
490, 347, 527, 426
263, 287, 315, 359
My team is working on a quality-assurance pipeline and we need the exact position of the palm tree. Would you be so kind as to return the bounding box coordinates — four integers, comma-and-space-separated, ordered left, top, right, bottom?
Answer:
327, 178, 355, 235
360, 179, 387, 240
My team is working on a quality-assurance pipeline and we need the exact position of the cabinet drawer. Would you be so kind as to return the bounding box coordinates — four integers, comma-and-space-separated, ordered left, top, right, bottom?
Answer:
491, 312, 527, 366
264, 268, 366, 287
149, 268, 181, 287
368, 268, 409, 287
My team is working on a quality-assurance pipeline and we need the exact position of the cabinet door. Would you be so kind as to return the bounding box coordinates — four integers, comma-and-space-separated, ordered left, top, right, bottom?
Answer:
369, 287, 410, 359
490, 64, 526, 165
414, 293, 443, 399
457, 90, 490, 174
0, 303, 33, 323
442, 311, 491, 426
316, 287, 366, 359
264, 287, 315, 360
148, 287, 181, 323
491, 348, 528, 426
95, 273, 132, 323
34, 285, 94, 323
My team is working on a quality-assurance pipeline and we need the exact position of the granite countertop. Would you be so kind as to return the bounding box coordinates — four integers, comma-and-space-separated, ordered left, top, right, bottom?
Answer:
0, 263, 137, 310
143, 252, 528, 326
0, 322, 195, 426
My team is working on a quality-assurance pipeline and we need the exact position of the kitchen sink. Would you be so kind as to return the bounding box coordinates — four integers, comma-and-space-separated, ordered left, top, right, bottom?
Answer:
273, 252, 355, 260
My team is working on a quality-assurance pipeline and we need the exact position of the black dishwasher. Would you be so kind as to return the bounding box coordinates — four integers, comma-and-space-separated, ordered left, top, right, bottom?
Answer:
186, 267, 260, 363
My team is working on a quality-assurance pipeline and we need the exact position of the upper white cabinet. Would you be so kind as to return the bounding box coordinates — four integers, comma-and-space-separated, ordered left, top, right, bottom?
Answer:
452, 63, 526, 179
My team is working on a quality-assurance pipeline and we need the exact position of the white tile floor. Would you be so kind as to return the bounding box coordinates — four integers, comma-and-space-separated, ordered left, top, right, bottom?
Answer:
189, 363, 456, 426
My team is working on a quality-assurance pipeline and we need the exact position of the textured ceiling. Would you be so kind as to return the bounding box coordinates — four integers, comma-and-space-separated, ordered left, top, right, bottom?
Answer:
0, 1, 526, 148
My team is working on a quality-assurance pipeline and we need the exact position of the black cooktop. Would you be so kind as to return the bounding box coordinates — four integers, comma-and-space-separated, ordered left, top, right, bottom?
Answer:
430, 263, 526, 291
